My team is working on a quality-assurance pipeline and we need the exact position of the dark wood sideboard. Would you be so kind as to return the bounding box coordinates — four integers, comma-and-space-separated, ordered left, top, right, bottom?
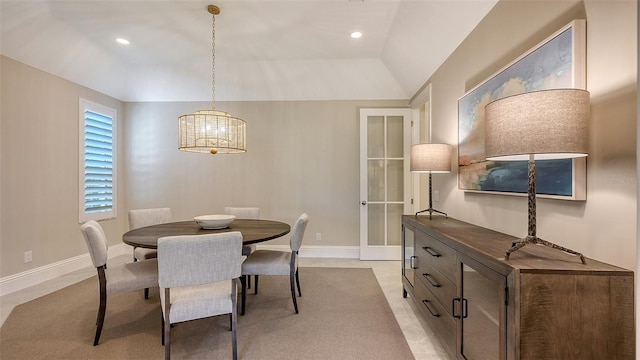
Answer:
402, 215, 634, 360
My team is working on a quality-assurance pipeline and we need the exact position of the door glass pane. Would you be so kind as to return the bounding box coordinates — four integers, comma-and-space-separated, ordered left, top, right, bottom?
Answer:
367, 204, 385, 246
367, 116, 384, 158
387, 116, 403, 158
461, 264, 501, 360
387, 204, 403, 246
387, 159, 403, 201
367, 159, 385, 201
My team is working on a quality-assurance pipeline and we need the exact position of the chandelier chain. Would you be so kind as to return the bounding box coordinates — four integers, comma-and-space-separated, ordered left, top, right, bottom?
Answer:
211, 11, 216, 110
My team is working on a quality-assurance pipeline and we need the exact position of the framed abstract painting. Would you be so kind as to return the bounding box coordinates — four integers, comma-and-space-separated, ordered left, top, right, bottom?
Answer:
457, 20, 587, 200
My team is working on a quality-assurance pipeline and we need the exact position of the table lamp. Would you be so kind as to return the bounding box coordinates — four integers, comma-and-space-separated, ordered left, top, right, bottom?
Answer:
484, 88, 590, 263
410, 143, 452, 218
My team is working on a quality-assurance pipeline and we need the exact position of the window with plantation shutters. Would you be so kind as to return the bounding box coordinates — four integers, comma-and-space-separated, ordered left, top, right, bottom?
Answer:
79, 99, 117, 222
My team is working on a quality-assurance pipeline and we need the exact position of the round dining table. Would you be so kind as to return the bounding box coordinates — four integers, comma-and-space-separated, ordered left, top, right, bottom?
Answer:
122, 219, 291, 249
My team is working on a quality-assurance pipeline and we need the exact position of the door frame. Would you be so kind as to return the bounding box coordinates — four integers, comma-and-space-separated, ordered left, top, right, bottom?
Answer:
359, 108, 412, 260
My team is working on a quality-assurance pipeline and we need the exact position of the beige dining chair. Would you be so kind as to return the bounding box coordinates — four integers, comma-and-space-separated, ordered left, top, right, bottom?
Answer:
128, 207, 172, 299
158, 232, 243, 360
128, 207, 173, 262
79, 220, 159, 346
241, 213, 309, 315
224, 206, 260, 289
224, 206, 260, 256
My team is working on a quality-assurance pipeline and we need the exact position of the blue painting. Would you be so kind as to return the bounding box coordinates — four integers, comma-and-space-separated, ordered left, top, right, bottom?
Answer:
458, 21, 585, 198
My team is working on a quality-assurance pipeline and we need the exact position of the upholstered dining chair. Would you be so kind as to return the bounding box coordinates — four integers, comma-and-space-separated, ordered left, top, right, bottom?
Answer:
158, 232, 243, 360
79, 220, 158, 346
129, 207, 172, 299
224, 206, 260, 256
224, 206, 260, 289
241, 213, 309, 315
128, 207, 173, 262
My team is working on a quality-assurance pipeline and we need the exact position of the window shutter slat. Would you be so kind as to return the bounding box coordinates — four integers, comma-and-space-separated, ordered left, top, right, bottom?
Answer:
83, 108, 114, 216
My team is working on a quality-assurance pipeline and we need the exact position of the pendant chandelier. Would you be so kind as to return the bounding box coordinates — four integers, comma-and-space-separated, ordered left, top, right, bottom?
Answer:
178, 5, 246, 155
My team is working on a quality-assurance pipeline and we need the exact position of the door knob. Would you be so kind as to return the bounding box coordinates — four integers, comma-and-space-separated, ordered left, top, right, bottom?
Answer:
361, 201, 367, 205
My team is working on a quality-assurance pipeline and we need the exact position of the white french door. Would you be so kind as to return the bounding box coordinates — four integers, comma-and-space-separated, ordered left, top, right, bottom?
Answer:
359, 108, 412, 260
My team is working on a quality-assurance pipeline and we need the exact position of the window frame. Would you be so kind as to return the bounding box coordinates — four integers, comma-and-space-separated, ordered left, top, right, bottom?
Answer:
78, 98, 117, 222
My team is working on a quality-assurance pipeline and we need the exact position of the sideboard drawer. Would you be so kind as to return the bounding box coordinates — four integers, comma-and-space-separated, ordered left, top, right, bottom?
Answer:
414, 280, 456, 355
417, 257, 456, 316
416, 232, 456, 283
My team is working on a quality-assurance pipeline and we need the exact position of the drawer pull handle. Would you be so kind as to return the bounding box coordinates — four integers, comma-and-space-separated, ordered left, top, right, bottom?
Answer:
462, 298, 468, 319
452, 297, 469, 319
422, 273, 441, 287
422, 300, 440, 317
423, 246, 441, 257
452, 297, 461, 319
410, 256, 418, 269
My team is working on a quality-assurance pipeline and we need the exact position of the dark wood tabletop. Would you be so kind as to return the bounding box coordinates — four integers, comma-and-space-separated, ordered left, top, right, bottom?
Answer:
122, 219, 291, 249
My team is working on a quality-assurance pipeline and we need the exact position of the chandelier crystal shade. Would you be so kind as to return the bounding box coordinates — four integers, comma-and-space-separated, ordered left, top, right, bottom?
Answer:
178, 5, 247, 155
178, 110, 246, 154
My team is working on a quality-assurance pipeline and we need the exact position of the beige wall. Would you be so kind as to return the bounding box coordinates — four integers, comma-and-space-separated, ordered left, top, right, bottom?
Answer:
1, 56, 127, 276
123, 99, 407, 248
426, 0, 637, 270
0, 54, 407, 277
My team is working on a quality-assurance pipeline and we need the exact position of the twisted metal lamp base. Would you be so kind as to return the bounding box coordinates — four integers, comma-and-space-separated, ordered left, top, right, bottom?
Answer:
415, 173, 447, 219
414, 208, 447, 219
505, 235, 586, 264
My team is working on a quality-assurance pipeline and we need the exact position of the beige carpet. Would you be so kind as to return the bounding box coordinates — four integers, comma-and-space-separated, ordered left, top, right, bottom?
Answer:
0, 267, 414, 359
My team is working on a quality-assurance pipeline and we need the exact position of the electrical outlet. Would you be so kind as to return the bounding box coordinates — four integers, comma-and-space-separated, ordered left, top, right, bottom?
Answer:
24, 251, 32, 263
316, 232, 322, 241
433, 190, 440, 202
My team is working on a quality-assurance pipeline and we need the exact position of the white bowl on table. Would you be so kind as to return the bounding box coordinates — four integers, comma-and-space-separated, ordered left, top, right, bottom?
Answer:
194, 214, 236, 229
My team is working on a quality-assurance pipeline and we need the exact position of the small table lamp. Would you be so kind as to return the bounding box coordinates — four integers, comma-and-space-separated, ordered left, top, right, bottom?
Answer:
484, 88, 590, 263
410, 143, 452, 218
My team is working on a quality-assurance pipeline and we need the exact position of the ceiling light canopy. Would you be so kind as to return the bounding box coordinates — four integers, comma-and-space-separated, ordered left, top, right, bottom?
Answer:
178, 5, 247, 155
115, 38, 130, 45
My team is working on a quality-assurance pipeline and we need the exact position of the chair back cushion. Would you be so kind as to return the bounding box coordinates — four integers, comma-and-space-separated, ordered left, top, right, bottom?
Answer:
157, 232, 243, 288
224, 207, 260, 219
128, 207, 172, 230
79, 220, 108, 268
290, 213, 310, 251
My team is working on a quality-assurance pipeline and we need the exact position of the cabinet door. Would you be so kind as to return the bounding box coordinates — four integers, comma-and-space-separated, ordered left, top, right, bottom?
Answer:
402, 225, 415, 291
455, 254, 507, 360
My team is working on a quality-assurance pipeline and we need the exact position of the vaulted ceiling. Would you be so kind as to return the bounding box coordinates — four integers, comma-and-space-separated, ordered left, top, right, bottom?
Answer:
1, 0, 497, 102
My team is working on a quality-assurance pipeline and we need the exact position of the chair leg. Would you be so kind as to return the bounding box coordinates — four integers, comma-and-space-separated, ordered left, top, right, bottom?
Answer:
295, 269, 302, 297
94, 288, 107, 345
134, 250, 151, 299
247, 275, 251, 289
254, 275, 259, 295
232, 283, 238, 360
164, 289, 171, 360
290, 271, 299, 314
240, 275, 247, 316
164, 321, 171, 360
232, 314, 238, 360
94, 267, 107, 346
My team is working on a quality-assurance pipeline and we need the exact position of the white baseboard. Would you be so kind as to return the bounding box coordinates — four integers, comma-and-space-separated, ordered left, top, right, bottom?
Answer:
257, 244, 360, 259
0, 244, 358, 297
0, 243, 130, 297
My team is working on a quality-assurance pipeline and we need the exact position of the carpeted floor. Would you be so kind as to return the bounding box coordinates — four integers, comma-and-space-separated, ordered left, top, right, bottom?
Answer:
0, 267, 414, 359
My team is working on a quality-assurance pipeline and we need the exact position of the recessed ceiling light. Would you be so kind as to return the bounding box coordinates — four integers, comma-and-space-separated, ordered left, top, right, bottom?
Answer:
350, 31, 363, 39
116, 38, 130, 45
